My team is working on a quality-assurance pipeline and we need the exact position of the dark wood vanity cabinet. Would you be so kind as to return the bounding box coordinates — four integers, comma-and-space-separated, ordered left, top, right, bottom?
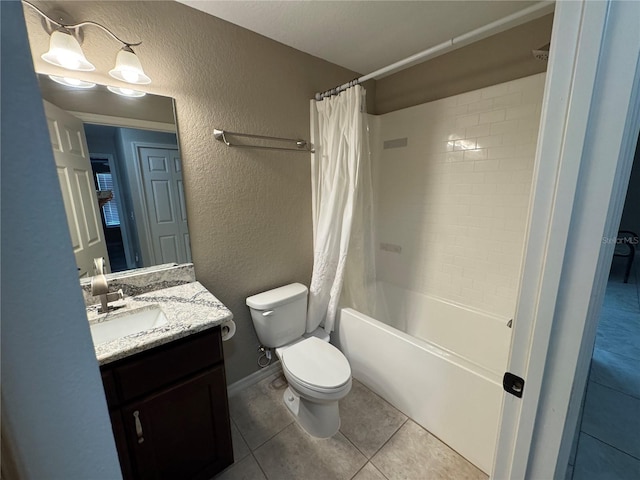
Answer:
100, 326, 233, 480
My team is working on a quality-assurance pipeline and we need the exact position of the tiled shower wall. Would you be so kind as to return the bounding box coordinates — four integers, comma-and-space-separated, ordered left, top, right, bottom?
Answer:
372, 73, 546, 319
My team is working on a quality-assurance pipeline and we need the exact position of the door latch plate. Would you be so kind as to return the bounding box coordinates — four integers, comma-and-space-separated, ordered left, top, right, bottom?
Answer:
503, 372, 525, 398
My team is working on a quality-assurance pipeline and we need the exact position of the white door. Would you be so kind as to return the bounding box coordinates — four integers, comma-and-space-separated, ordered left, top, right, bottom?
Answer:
492, 1, 640, 478
43, 100, 110, 278
138, 147, 191, 265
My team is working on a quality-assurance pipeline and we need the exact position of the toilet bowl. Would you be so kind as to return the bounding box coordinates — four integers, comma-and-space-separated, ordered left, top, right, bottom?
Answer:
277, 336, 352, 437
246, 283, 352, 438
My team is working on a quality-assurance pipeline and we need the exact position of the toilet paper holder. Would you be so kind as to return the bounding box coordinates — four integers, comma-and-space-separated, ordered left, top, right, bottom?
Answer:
220, 320, 236, 342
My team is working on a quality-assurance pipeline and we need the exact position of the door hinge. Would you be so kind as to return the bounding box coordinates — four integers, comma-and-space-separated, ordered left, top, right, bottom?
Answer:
503, 372, 525, 398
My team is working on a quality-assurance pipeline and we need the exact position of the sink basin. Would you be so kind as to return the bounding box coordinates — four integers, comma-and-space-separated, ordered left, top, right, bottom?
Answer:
90, 305, 168, 345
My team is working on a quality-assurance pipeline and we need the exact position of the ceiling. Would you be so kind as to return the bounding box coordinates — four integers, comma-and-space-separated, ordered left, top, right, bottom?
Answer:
177, 1, 547, 75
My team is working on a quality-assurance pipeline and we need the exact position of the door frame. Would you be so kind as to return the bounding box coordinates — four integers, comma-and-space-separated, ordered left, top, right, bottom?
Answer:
129, 141, 181, 266
70, 111, 176, 134
492, 1, 640, 478
89, 151, 136, 270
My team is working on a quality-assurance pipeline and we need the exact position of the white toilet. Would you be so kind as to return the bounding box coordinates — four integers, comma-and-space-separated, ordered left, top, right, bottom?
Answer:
246, 283, 352, 438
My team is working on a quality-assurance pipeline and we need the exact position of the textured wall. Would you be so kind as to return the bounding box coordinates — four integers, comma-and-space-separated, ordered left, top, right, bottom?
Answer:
374, 73, 546, 319
23, 1, 357, 383
375, 14, 553, 114
2, 2, 121, 476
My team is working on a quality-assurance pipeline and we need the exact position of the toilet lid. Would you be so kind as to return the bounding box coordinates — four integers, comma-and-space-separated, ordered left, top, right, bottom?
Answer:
280, 337, 351, 389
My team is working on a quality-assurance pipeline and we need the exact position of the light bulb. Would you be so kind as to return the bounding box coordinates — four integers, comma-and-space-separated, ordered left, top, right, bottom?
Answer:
57, 52, 81, 70
121, 69, 140, 83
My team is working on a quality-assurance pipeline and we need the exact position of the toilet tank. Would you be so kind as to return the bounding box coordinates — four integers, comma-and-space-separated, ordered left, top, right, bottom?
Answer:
246, 283, 308, 348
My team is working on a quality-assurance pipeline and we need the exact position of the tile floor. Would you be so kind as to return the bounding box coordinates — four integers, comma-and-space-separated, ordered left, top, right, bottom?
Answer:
215, 375, 487, 480
567, 260, 640, 479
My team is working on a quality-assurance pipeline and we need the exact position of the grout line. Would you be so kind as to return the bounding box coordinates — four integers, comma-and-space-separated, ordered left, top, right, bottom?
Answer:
589, 374, 640, 401
578, 431, 640, 462
247, 415, 295, 453
586, 377, 640, 402
349, 462, 390, 480
341, 380, 412, 460
251, 452, 270, 480
369, 417, 409, 459
229, 417, 252, 463
338, 425, 371, 461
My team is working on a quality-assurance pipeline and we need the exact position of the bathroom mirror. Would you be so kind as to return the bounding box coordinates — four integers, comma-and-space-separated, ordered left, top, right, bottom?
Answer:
37, 74, 191, 278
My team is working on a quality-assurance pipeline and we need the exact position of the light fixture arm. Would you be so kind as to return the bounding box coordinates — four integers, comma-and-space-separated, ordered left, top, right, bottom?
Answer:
22, 0, 142, 47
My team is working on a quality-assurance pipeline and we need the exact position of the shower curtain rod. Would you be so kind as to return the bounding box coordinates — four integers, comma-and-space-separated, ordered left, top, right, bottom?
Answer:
314, 0, 554, 100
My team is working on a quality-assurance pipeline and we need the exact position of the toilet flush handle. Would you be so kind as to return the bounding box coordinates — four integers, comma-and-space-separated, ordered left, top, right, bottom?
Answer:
262, 310, 274, 317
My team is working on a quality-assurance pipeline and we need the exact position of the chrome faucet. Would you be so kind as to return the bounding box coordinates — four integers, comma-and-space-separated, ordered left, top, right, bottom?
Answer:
91, 257, 123, 313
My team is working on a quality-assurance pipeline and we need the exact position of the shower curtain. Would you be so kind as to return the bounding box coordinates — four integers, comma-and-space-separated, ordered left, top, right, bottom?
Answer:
307, 85, 377, 333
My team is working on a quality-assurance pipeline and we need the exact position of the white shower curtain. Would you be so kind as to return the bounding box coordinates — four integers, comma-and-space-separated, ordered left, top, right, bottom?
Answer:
307, 85, 377, 333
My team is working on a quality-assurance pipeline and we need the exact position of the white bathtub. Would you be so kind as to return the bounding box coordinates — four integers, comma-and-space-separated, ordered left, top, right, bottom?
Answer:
333, 284, 512, 474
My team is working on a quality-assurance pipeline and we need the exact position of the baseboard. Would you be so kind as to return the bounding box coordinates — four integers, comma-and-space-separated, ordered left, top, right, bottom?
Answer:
227, 361, 283, 398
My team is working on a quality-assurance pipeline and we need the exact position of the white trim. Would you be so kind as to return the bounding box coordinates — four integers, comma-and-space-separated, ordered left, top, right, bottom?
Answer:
69, 111, 176, 133
526, 4, 640, 477
492, 0, 640, 477
227, 361, 283, 398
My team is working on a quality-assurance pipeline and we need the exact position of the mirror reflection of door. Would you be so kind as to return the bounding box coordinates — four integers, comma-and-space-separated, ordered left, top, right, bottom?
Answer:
43, 100, 191, 275
43, 100, 111, 277
137, 147, 191, 265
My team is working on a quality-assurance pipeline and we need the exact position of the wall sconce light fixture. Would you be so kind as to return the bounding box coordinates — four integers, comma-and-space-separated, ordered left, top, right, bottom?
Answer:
23, 0, 151, 85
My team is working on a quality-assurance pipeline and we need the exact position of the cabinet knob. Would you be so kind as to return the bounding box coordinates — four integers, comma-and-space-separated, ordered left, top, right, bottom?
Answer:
133, 410, 145, 444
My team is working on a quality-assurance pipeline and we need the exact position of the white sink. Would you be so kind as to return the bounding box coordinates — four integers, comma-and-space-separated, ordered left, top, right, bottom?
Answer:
90, 305, 168, 345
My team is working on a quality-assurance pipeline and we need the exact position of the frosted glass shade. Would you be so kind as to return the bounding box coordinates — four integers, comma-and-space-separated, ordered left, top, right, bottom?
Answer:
41, 30, 95, 71
109, 48, 151, 85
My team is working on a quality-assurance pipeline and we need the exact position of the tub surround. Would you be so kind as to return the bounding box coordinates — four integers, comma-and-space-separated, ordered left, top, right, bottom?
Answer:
88, 281, 232, 365
373, 73, 546, 319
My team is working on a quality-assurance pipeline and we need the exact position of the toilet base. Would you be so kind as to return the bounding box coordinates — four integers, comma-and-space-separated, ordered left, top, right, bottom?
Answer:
282, 386, 340, 438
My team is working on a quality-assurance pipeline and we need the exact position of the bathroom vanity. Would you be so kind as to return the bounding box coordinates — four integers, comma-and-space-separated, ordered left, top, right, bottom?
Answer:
85, 265, 234, 479
101, 327, 232, 480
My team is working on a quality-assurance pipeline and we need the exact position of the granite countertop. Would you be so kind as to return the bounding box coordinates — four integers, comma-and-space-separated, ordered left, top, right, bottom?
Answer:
87, 281, 232, 365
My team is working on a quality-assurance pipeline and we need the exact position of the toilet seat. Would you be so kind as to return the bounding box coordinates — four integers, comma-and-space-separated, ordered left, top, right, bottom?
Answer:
279, 337, 351, 393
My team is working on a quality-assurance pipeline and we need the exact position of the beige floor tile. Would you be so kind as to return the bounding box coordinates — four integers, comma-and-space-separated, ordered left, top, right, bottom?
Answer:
372, 420, 487, 480
230, 420, 251, 463
340, 379, 407, 458
254, 422, 367, 480
213, 455, 266, 480
229, 373, 293, 450
353, 462, 388, 480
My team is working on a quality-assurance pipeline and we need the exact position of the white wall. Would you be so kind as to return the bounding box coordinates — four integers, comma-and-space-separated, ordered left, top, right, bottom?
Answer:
0, 2, 121, 477
374, 73, 546, 319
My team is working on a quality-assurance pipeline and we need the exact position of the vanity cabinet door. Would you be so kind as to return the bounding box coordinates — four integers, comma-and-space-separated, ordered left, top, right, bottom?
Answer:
121, 366, 233, 480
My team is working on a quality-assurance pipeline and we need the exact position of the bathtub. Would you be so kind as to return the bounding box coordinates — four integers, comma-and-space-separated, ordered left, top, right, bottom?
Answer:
333, 283, 512, 474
